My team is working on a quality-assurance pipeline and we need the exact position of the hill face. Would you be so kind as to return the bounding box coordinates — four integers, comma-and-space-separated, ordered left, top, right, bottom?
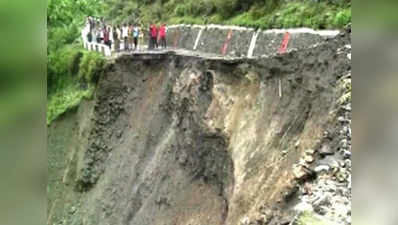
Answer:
104, 0, 351, 30
48, 30, 351, 225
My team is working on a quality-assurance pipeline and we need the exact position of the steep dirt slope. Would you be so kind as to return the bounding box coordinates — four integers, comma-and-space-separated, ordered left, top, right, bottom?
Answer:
48, 33, 351, 225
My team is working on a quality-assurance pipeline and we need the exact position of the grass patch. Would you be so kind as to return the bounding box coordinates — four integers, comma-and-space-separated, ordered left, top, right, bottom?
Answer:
164, 1, 351, 30
47, 82, 95, 125
162, 0, 351, 30
224, 1, 351, 29
227, 13, 264, 28
103, 0, 350, 30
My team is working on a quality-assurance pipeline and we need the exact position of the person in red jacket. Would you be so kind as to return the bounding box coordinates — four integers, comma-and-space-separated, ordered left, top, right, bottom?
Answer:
103, 26, 111, 49
158, 24, 167, 49
150, 24, 158, 49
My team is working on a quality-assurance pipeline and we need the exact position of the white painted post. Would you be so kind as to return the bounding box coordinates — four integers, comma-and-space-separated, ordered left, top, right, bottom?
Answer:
193, 28, 204, 50
247, 31, 259, 58
104, 44, 111, 57
278, 78, 282, 98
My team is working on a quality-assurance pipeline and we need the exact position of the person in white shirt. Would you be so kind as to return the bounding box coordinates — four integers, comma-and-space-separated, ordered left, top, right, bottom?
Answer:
116, 26, 122, 51
132, 24, 140, 50
81, 22, 90, 43
93, 28, 99, 43
109, 26, 114, 51
100, 26, 104, 43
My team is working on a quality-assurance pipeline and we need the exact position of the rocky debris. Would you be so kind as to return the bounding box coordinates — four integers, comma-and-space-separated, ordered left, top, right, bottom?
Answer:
237, 37, 351, 225
77, 87, 128, 191
155, 196, 171, 208
304, 155, 315, 163
292, 148, 317, 181
305, 149, 315, 155
54, 202, 83, 225
69, 206, 77, 214
239, 205, 291, 225
292, 74, 352, 225
291, 211, 338, 225
294, 140, 301, 149
293, 164, 313, 181
171, 64, 233, 195
314, 165, 330, 173
319, 144, 334, 156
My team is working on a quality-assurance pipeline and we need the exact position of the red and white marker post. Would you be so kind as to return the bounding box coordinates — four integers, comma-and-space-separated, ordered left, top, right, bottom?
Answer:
278, 32, 290, 54
221, 29, 234, 55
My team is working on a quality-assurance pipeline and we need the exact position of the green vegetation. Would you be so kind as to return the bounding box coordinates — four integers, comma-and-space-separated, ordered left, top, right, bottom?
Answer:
47, 81, 95, 125
78, 51, 106, 84
47, 0, 105, 124
103, 0, 351, 29
47, 47, 105, 125
47, 44, 105, 125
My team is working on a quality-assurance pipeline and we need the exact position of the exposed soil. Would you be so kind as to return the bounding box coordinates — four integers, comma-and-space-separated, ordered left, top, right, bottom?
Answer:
48, 31, 351, 225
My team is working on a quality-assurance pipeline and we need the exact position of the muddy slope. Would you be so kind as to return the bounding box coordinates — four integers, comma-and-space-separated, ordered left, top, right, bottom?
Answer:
48, 34, 351, 225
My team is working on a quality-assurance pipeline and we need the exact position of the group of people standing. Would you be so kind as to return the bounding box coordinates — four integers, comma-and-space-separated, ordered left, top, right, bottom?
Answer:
114, 24, 141, 51
148, 23, 167, 50
82, 16, 168, 52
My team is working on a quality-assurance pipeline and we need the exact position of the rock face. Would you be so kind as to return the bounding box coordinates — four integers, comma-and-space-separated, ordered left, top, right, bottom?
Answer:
48, 32, 351, 225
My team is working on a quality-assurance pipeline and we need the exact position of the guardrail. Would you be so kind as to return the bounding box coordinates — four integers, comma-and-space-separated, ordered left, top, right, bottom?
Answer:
83, 41, 112, 57
82, 24, 340, 58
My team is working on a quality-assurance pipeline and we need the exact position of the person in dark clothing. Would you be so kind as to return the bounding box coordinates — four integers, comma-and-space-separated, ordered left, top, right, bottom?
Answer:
148, 25, 152, 49
104, 27, 111, 48
87, 31, 93, 42
155, 25, 159, 49
100, 25, 106, 43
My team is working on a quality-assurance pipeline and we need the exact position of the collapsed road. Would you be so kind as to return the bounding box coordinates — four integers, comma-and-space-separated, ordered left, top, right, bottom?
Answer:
48, 26, 351, 225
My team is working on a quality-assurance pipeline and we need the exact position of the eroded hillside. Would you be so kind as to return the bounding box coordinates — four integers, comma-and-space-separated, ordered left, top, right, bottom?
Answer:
48, 31, 351, 225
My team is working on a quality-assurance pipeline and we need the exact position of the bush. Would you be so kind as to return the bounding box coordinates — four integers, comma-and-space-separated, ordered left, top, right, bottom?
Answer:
228, 13, 262, 28
47, 84, 94, 125
47, 50, 104, 125
214, 0, 239, 19
47, 45, 82, 93
174, 5, 186, 17
258, 1, 351, 29
57, 47, 82, 76
78, 51, 105, 84
334, 8, 351, 26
